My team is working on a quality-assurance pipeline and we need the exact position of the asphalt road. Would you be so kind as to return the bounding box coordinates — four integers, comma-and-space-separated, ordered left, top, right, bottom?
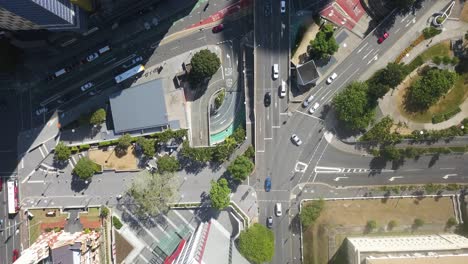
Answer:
253, 0, 464, 263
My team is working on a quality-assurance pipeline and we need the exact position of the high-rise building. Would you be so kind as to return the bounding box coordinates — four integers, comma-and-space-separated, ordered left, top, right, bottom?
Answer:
0, 0, 90, 32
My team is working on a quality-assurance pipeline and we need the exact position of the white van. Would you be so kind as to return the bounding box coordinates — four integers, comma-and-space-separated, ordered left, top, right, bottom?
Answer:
279, 80, 286, 97
54, 68, 67, 77
98, 45, 111, 54
275, 203, 282, 216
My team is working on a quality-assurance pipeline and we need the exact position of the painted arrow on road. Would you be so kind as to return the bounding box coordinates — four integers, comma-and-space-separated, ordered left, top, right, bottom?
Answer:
334, 177, 349, 182
388, 176, 404, 182
442, 174, 458, 179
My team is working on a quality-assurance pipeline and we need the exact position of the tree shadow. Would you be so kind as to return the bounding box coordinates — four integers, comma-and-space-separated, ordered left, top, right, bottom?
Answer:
52, 159, 69, 170
178, 156, 207, 175
428, 153, 440, 167
368, 156, 387, 172
328, 240, 349, 264
288, 213, 302, 237
70, 175, 89, 193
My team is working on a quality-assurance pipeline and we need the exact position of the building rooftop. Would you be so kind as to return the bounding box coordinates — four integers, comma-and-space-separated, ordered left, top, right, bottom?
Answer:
366, 254, 468, 264
348, 234, 468, 252
109, 79, 170, 134
295, 60, 320, 86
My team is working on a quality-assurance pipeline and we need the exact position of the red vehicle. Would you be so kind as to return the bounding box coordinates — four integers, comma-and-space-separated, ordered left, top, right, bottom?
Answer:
0, 177, 3, 192
13, 249, 19, 262
212, 24, 224, 33
378, 32, 389, 44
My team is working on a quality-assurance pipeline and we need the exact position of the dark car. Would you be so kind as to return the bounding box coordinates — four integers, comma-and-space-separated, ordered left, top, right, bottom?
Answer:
378, 32, 389, 44
13, 249, 19, 262
212, 24, 224, 33
264, 0, 271, 16
267, 216, 273, 228
264, 92, 271, 107
265, 177, 271, 192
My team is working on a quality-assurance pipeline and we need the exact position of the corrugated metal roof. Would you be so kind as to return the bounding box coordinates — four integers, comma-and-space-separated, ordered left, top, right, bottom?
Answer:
110, 79, 169, 134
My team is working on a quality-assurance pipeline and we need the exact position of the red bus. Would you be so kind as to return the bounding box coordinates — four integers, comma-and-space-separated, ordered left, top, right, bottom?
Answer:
7, 180, 19, 214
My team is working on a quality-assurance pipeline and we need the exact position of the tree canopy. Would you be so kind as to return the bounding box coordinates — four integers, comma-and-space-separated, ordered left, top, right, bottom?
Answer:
190, 49, 221, 87
128, 171, 178, 216
300, 199, 325, 228
227, 155, 254, 182
212, 137, 237, 162
157, 155, 180, 173
209, 178, 231, 210
237, 223, 275, 264
332, 81, 374, 130
116, 134, 132, 153
89, 108, 106, 126
181, 141, 213, 163
309, 24, 338, 60
360, 116, 400, 144
407, 69, 457, 110
136, 137, 155, 157
54, 142, 71, 161
73, 157, 96, 180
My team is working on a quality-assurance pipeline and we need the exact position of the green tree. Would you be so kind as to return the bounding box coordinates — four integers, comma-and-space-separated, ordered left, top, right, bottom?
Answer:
442, 55, 452, 65
214, 90, 225, 109
73, 157, 96, 180
433, 56, 442, 64
54, 142, 71, 161
190, 49, 221, 87
100, 206, 109, 218
388, 220, 398, 230
89, 108, 106, 126
128, 171, 178, 216
446, 217, 457, 228
380, 145, 402, 161
377, 63, 409, 88
212, 137, 237, 162
227, 155, 254, 182
392, 0, 415, 9
309, 24, 338, 59
366, 220, 377, 232
407, 69, 457, 110
300, 199, 325, 228
237, 223, 274, 264
112, 216, 123, 229
136, 137, 155, 157
181, 141, 213, 163
116, 134, 132, 153
332, 81, 375, 130
209, 178, 231, 210
423, 27, 442, 39
413, 218, 425, 228
157, 155, 180, 173
360, 116, 400, 144
244, 145, 255, 159
231, 126, 246, 144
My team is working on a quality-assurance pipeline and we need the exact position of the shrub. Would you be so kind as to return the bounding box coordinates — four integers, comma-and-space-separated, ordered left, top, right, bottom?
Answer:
366, 220, 377, 231
84, 228, 91, 234
413, 218, 425, 228
237, 224, 274, 264
433, 56, 442, 64
214, 90, 225, 109
100, 206, 109, 218
112, 216, 123, 230
451, 57, 460, 65
300, 199, 325, 228
244, 145, 255, 159
422, 27, 442, 39
54, 142, 71, 161
407, 56, 424, 72
79, 144, 90, 151
446, 217, 457, 228
442, 55, 452, 65
70, 146, 79, 153
388, 220, 397, 230
54, 227, 61, 232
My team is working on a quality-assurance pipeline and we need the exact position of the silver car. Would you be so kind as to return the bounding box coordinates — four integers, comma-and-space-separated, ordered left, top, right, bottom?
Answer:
302, 95, 314, 108
291, 134, 303, 146
80, 82, 94, 92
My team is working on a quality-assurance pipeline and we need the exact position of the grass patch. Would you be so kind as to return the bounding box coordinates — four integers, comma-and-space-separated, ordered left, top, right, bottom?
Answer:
28, 209, 68, 244
303, 198, 455, 264
419, 41, 451, 62
448, 146, 467, 153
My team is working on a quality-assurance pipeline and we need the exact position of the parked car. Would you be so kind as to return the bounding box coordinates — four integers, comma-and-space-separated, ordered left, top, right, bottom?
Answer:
280, 1, 286, 13
13, 249, 19, 262
308, 102, 320, 114
302, 95, 314, 108
265, 177, 271, 192
264, 0, 272, 16
326, 72, 338, 84
86, 52, 99, 62
131, 56, 143, 64
264, 92, 272, 107
267, 216, 273, 228
378, 32, 389, 44
291, 134, 302, 146
212, 24, 224, 33
276, 203, 282, 216
80, 82, 94, 92
272, 64, 279, 79
35, 107, 48, 116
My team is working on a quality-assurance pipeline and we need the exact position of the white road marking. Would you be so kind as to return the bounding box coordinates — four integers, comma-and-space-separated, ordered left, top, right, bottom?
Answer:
27, 180, 45, 183
403, 169, 422, 172
334, 177, 349, 181
314, 166, 342, 173
440, 168, 455, 170
197, 36, 206, 40
42, 144, 49, 154
400, 14, 410, 22
264, 137, 273, 140
395, 27, 401, 33
21, 158, 24, 169
294, 110, 324, 121
356, 42, 368, 54
362, 49, 374, 59
38, 146, 45, 158
170, 46, 179, 50
442, 174, 458, 179
388, 176, 404, 182
257, 150, 265, 153
272, 126, 280, 128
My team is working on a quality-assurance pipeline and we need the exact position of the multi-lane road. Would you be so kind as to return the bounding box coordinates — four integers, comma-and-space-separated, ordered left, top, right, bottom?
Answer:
252, 0, 468, 263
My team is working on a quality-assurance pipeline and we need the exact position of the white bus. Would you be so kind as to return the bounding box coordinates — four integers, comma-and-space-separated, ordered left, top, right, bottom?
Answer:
114, 64, 145, 84
7, 180, 19, 215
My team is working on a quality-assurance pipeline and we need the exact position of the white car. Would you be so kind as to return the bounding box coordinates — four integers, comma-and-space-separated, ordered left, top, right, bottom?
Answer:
86, 52, 99, 62
35, 107, 47, 116
302, 95, 314, 108
280, 1, 286, 13
80, 82, 94, 92
279, 80, 286, 98
272, 64, 279, 79
326, 72, 338, 84
275, 203, 282, 216
291, 134, 302, 146
309, 102, 320, 114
